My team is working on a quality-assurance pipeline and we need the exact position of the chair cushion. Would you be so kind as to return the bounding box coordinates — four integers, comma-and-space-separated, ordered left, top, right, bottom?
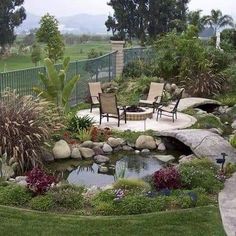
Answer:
139, 99, 154, 105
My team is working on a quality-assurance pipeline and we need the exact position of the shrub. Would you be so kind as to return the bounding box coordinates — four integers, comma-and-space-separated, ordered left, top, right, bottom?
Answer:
92, 190, 115, 206
26, 167, 55, 195
179, 159, 223, 193
67, 114, 94, 133
217, 93, 236, 107
76, 128, 92, 142
113, 179, 151, 193
192, 114, 224, 130
29, 195, 54, 211
230, 135, 236, 149
184, 71, 226, 98
49, 185, 84, 210
90, 127, 112, 142
0, 184, 32, 206
122, 60, 143, 78
93, 202, 119, 216
153, 167, 181, 191
119, 196, 156, 215
0, 90, 57, 175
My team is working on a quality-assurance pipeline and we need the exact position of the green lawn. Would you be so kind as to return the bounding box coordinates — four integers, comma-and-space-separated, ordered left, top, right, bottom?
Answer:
0, 205, 225, 236
0, 41, 111, 72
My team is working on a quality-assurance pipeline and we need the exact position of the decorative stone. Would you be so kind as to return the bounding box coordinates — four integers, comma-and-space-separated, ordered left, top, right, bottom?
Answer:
41, 148, 54, 162
81, 141, 94, 149
141, 149, 150, 153
135, 150, 140, 154
171, 83, 177, 91
93, 142, 104, 148
107, 137, 125, 148
71, 148, 82, 159
79, 148, 95, 159
122, 145, 134, 151
53, 140, 71, 159
15, 176, 26, 182
103, 143, 113, 153
127, 142, 135, 148
179, 154, 196, 164
17, 180, 27, 187
93, 146, 104, 155
158, 143, 166, 151
155, 155, 175, 163
94, 155, 110, 164
98, 165, 109, 173
155, 139, 162, 146
135, 135, 156, 150
232, 120, 236, 130
209, 128, 223, 136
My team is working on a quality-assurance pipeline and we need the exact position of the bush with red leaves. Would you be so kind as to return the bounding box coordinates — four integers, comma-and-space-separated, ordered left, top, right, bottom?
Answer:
26, 167, 55, 195
153, 167, 182, 191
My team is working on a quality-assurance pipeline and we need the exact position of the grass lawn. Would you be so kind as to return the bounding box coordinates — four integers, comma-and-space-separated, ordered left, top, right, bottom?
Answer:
0, 41, 111, 72
0, 205, 225, 236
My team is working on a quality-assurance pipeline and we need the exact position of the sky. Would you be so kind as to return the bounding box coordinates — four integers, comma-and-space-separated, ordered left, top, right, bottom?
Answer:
23, 0, 236, 18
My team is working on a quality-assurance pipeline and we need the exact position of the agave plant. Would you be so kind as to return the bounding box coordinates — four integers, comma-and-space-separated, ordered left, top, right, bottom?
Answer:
0, 89, 60, 175
34, 57, 80, 113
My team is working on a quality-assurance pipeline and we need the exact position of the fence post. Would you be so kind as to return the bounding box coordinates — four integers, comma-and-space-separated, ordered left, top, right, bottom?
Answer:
108, 53, 111, 81
111, 40, 125, 77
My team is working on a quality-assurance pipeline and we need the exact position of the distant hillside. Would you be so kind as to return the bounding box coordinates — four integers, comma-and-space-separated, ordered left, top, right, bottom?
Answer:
16, 13, 108, 35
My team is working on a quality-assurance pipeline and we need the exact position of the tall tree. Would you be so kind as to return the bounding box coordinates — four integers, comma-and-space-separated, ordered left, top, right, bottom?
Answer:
187, 10, 204, 31
106, 0, 189, 42
202, 9, 234, 36
36, 13, 64, 63
0, 0, 26, 55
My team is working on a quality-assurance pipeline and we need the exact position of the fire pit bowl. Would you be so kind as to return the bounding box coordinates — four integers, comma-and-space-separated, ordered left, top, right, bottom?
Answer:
125, 105, 153, 121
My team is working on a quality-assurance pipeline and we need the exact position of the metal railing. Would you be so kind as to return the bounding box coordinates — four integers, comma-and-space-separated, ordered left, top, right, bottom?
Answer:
0, 51, 117, 106
124, 47, 155, 65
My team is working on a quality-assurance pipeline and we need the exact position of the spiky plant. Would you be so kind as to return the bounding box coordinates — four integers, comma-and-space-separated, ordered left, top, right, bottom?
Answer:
0, 89, 60, 175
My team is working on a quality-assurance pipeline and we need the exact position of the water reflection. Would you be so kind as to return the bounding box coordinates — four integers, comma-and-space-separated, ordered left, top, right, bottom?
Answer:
67, 154, 163, 187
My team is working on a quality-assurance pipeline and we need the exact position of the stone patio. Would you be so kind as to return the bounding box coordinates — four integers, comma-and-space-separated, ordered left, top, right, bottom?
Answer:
77, 108, 196, 132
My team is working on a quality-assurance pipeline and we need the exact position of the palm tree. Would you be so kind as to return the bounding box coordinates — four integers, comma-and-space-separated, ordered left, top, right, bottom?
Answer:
202, 9, 234, 36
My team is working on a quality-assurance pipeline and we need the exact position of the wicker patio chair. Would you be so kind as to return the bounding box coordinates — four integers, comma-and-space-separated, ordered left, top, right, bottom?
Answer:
156, 88, 185, 123
139, 82, 165, 112
99, 93, 127, 127
88, 82, 102, 112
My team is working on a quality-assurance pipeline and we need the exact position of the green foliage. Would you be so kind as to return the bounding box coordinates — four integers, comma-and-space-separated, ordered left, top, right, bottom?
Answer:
67, 114, 94, 133
221, 28, 236, 51
93, 202, 119, 216
179, 159, 223, 193
217, 93, 236, 106
224, 162, 236, 176
31, 43, 42, 66
76, 129, 92, 142
29, 195, 54, 211
36, 13, 65, 62
113, 179, 151, 193
0, 0, 26, 54
223, 65, 236, 92
192, 114, 224, 130
229, 135, 236, 149
92, 190, 115, 206
48, 185, 84, 210
0, 184, 31, 206
87, 49, 102, 59
34, 57, 80, 113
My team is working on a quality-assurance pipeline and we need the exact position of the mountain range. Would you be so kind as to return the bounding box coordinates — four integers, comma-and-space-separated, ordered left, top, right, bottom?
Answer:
16, 13, 109, 35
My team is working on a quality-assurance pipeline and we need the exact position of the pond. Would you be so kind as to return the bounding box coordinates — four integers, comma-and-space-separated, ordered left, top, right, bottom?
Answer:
47, 151, 180, 187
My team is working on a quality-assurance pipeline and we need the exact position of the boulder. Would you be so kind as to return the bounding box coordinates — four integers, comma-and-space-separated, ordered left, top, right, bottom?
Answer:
232, 120, 236, 130
122, 145, 134, 151
52, 140, 71, 160
209, 128, 223, 136
94, 155, 110, 164
135, 135, 156, 150
41, 148, 54, 162
93, 142, 104, 148
113, 146, 123, 152
157, 129, 236, 163
155, 155, 175, 163
103, 143, 113, 153
80, 141, 94, 149
15, 176, 26, 182
98, 165, 109, 173
93, 146, 104, 155
107, 137, 125, 148
141, 149, 150, 153
158, 143, 166, 151
71, 148, 82, 159
79, 148, 95, 159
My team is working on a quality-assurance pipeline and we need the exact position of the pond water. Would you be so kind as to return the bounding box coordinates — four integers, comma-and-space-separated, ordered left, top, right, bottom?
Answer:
67, 155, 163, 187
48, 152, 171, 187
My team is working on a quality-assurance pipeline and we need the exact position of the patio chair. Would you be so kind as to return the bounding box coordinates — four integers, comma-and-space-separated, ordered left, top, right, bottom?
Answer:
99, 93, 127, 127
88, 82, 102, 112
156, 88, 185, 123
139, 82, 165, 112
